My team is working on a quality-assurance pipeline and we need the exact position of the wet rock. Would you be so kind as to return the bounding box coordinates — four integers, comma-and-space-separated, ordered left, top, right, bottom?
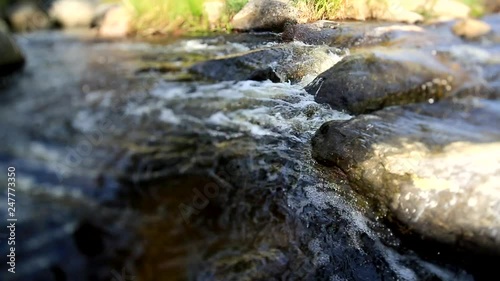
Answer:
6, 2, 51, 32
190, 44, 343, 83
1, 30, 497, 280
311, 98, 500, 254
282, 21, 341, 45
0, 18, 8, 32
230, 0, 298, 32
306, 49, 467, 115
0, 31, 25, 75
98, 5, 131, 38
452, 19, 492, 40
0, 192, 139, 281
50, 0, 95, 28
283, 21, 435, 48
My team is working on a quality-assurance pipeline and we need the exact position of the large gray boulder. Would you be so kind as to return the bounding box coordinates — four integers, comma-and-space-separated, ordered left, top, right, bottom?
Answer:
306, 49, 474, 115
190, 44, 343, 84
311, 98, 500, 254
230, 0, 298, 32
0, 31, 25, 75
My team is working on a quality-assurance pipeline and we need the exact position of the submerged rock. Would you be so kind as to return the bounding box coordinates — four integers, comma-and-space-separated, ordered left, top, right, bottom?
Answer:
230, 0, 297, 32
190, 44, 343, 83
311, 98, 500, 254
0, 31, 25, 75
306, 49, 467, 115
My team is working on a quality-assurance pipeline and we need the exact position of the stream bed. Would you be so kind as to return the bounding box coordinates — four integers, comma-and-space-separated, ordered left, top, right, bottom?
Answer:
0, 30, 493, 281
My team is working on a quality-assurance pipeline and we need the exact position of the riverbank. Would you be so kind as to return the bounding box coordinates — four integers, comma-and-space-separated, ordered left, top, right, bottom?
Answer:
0, 0, 499, 36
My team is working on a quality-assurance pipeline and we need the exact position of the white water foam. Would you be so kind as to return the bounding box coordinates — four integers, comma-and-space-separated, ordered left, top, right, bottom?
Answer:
131, 80, 351, 141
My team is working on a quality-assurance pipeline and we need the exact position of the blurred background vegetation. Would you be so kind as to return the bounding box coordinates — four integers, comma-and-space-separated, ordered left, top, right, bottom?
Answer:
0, 0, 492, 35
121, 0, 250, 34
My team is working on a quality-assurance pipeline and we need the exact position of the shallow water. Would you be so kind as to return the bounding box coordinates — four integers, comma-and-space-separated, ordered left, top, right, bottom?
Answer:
0, 31, 479, 280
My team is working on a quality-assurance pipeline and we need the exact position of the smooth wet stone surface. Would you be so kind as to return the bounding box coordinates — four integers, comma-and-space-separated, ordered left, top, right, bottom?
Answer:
306, 48, 468, 115
312, 98, 500, 254
0, 31, 25, 75
189, 43, 344, 84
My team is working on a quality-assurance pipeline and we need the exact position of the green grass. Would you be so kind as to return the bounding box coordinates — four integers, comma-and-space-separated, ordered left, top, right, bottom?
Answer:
293, 0, 345, 21
226, 0, 248, 14
123, 0, 206, 35
122, 0, 249, 35
293, 0, 489, 22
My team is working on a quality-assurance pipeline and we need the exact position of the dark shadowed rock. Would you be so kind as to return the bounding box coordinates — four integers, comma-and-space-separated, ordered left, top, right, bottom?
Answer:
282, 21, 342, 46
312, 98, 500, 254
282, 21, 409, 48
230, 0, 297, 32
0, 31, 25, 75
306, 49, 471, 115
189, 44, 343, 83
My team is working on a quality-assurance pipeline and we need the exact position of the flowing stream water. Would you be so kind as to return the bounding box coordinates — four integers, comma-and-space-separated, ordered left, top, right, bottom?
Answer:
0, 31, 479, 280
